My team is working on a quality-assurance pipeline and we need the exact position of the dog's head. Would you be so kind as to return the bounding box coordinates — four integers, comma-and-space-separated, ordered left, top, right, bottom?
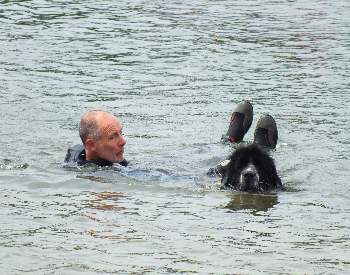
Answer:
221, 144, 281, 192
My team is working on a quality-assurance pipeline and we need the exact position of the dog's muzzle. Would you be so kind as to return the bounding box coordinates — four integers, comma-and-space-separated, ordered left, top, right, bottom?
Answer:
239, 164, 260, 191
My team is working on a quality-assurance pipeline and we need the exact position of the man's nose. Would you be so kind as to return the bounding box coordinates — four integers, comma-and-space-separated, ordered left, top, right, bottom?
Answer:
119, 135, 126, 146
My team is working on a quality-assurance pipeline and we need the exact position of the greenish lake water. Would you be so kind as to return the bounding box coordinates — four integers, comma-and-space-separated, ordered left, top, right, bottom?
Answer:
1, 0, 349, 274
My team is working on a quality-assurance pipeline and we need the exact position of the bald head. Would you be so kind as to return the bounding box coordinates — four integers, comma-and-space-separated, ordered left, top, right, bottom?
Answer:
79, 110, 116, 145
79, 110, 126, 162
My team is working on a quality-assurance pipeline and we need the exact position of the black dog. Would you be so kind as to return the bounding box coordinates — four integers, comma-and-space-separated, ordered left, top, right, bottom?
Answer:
221, 144, 282, 193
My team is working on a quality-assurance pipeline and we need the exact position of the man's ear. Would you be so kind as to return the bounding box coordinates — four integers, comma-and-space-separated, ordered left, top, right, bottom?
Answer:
85, 138, 96, 152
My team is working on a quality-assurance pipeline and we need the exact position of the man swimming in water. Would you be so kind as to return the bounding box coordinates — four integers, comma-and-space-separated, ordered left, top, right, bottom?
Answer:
64, 110, 128, 166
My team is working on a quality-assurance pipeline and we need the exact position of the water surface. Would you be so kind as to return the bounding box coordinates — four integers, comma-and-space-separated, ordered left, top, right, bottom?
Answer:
1, 0, 349, 274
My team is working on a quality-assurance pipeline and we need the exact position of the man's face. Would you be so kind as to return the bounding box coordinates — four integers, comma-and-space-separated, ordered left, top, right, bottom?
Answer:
94, 115, 126, 162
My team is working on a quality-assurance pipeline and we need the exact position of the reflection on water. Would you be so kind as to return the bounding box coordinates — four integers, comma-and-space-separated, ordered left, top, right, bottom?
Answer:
82, 191, 126, 211
225, 193, 279, 214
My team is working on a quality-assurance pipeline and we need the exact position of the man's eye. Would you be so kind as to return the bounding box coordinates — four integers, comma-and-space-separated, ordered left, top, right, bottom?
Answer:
109, 134, 117, 140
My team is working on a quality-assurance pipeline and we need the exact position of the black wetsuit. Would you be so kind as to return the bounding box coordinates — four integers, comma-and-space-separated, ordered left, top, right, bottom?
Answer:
64, 144, 128, 167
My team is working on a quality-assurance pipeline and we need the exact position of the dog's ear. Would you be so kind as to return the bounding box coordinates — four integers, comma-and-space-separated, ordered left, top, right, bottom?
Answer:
221, 160, 236, 188
259, 155, 282, 190
221, 172, 231, 187
275, 175, 283, 189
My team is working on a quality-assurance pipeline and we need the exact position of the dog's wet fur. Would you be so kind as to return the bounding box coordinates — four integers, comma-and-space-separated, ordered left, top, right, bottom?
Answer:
221, 144, 282, 193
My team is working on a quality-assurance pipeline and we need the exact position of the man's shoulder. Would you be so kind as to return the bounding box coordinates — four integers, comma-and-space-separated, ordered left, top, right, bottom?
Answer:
64, 144, 86, 164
